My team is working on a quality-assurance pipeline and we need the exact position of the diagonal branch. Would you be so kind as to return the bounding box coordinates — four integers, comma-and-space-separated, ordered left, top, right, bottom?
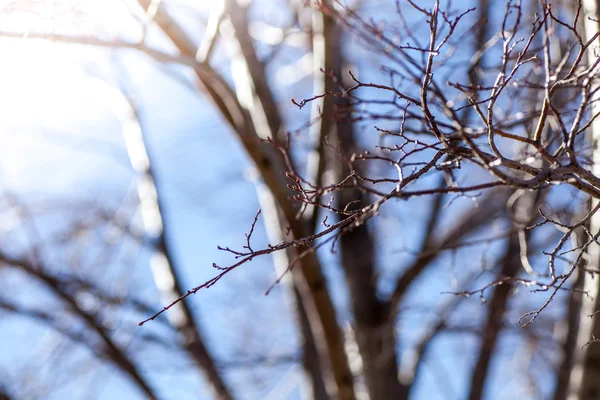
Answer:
322, 1, 407, 397
467, 188, 541, 400
254, 182, 330, 400
466, 234, 521, 400
223, 0, 285, 142
388, 189, 510, 318
134, 1, 355, 399
551, 225, 586, 400
0, 386, 13, 400
108, 80, 233, 399
305, 0, 338, 232
406, 273, 479, 390
563, 2, 600, 397
0, 252, 160, 400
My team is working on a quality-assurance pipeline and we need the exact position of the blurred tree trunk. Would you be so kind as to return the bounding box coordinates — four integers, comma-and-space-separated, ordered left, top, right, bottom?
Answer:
335, 94, 408, 400
553, 245, 585, 400
466, 236, 520, 400
254, 183, 330, 400
320, 2, 409, 397
115, 87, 233, 400
563, 1, 600, 399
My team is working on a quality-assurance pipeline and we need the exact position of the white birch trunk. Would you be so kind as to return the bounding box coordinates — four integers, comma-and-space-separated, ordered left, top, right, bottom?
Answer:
565, 1, 600, 399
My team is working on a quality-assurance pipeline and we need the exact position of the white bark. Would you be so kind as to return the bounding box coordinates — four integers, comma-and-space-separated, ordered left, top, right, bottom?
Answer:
107, 81, 233, 400
565, 1, 600, 399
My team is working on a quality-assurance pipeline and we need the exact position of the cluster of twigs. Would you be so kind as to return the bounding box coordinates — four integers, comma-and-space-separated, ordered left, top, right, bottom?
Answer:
141, 0, 600, 329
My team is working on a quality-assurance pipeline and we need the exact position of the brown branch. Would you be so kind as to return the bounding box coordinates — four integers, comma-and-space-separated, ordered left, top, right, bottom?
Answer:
133, 2, 358, 398
334, 33, 408, 398
304, 3, 339, 233
120, 90, 233, 399
0, 252, 160, 400
388, 189, 511, 317
552, 230, 586, 400
466, 234, 521, 400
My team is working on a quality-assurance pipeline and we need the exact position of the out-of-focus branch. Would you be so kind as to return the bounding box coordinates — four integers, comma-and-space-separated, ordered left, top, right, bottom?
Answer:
196, 1, 224, 63
132, 0, 294, 234
107, 82, 233, 399
552, 227, 586, 400
467, 188, 541, 400
406, 286, 471, 389
0, 387, 14, 400
254, 182, 330, 400
134, 2, 355, 399
317, 1, 407, 397
0, 252, 159, 400
388, 190, 509, 317
0, 297, 175, 354
0, 298, 106, 358
466, 234, 521, 400
304, 0, 337, 232
463, 0, 491, 124
223, 0, 284, 141
0, 31, 195, 66
564, 1, 600, 398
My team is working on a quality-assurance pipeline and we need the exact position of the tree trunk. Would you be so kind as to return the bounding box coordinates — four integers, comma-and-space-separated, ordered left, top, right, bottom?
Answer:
563, 1, 600, 399
467, 235, 521, 400
115, 87, 233, 400
135, 2, 357, 398
315, 2, 408, 398
254, 183, 330, 400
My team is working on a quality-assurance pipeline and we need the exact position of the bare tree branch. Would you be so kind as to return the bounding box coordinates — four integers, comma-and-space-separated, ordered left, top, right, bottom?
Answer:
133, 1, 356, 398
0, 252, 160, 400
108, 79, 233, 399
